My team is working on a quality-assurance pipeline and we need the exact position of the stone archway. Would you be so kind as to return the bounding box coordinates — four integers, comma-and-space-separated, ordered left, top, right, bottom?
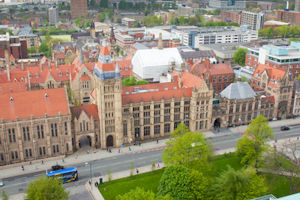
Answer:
79, 135, 91, 148
106, 135, 113, 147
213, 118, 221, 129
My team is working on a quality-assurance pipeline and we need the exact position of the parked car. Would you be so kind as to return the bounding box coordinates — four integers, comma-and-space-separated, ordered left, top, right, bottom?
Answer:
281, 126, 290, 131
0, 179, 4, 187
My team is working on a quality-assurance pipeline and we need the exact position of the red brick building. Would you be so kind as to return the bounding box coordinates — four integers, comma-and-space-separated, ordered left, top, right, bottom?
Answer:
190, 60, 235, 94
275, 10, 300, 26
70, 0, 88, 19
220, 10, 242, 24
0, 33, 27, 60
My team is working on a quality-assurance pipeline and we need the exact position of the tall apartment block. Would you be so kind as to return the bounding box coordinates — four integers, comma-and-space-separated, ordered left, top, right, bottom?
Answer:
70, 0, 87, 19
241, 11, 264, 31
295, 0, 300, 12
48, 6, 59, 26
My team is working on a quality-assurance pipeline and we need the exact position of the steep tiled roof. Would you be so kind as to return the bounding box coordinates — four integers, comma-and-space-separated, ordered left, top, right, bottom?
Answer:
253, 64, 287, 88
190, 61, 234, 76
70, 104, 99, 120
0, 88, 69, 121
122, 87, 193, 104
0, 82, 26, 95
254, 64, 286, 80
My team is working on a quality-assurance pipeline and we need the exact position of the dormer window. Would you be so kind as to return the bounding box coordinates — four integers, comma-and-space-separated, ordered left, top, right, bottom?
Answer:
66, 71, 69, 76
35, 73, 39, 78
59, 71, 62, 76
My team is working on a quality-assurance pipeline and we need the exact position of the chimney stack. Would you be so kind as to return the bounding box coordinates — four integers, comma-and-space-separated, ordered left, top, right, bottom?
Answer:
40, 62, 43, 72
48, 61, 51, 71
158, 33, 163, 50
55, 60, 58, 69
204, 59, 210, 68
21, 62, 24, 71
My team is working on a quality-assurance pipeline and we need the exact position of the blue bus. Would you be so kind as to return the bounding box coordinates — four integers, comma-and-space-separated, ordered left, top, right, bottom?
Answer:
47, 167, 78, 183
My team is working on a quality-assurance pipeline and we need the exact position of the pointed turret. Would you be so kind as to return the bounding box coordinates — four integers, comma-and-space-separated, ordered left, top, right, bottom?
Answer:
115, 62, 120, 79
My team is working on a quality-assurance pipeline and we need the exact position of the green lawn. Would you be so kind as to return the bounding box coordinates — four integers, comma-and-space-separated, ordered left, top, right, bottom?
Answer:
99, 170, 164, 200
98, 153, 299, 200
40, 35, 71, 42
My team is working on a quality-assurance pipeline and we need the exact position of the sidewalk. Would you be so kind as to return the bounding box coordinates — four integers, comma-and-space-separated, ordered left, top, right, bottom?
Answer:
0, 117, 299, 179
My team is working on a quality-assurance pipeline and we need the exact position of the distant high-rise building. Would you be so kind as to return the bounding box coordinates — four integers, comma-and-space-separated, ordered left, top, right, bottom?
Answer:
295, 0, 300, 12
209, 0, 246, 10
70, 0, 88, 19
48, 6, 59, 26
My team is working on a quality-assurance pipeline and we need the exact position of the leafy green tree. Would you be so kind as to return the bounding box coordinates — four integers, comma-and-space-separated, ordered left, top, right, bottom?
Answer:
162, 124, 211, 170
74, 18, 83, 27
99, 13, 106, 22
236, 115, 273, 168
123, 76, 149, 86
297, 74, 300, 80
2, 191, 8, 200
233, 48, 248, 66
212, 166, 267, 200
39, 42, 52, 58
157, 165, 209, 200
25, 176, 69, 200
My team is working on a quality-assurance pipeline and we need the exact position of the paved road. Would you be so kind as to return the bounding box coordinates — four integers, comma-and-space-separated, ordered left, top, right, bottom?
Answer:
1, 124, 300, 199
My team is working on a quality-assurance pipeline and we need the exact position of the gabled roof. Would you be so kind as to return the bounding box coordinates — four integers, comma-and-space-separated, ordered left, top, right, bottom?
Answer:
253, 64, 287, 88
220, 82, 256, 99
0, 88, 69, 121
190, 61, 234, 76
70, 104, 99, 120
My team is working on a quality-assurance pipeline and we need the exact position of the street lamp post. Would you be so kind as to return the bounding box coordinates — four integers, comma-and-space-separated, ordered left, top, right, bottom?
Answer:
86, 161, 93, 190
33, 138, 37, 160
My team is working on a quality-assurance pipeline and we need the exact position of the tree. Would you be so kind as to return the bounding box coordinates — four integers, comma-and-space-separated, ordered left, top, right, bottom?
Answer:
236, 115, 273, 168
39, 42, 51, 58
2, 191, 8, 200
123, 76, 149, 86
99, 13, 106, 22
297, 74, 300, 80
25, 176, 69, 200
157, 165, 209, 200
233, 48, 248, 66
162, 124, 211, 170
212, 166, 267, 200
264, 140, 300, 194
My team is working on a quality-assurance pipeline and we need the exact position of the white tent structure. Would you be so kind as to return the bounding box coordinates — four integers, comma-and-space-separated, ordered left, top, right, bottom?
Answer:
132, 48, 183, 82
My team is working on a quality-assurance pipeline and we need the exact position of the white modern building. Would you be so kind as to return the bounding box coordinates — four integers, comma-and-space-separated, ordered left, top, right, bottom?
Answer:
132, 48, 183, 82
179, 27, 258, 49
209, 0, 246, 10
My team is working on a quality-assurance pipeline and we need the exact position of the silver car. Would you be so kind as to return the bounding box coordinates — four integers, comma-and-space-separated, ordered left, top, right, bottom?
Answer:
0, 179, 4, 187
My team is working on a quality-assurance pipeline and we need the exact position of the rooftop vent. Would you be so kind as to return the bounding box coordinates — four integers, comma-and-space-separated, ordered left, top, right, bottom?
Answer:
165, 88, 168, 90
126, 92, 129, 94
10, 97, 13, 102
45, 93, 48, 98
134, 87, 140, 92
